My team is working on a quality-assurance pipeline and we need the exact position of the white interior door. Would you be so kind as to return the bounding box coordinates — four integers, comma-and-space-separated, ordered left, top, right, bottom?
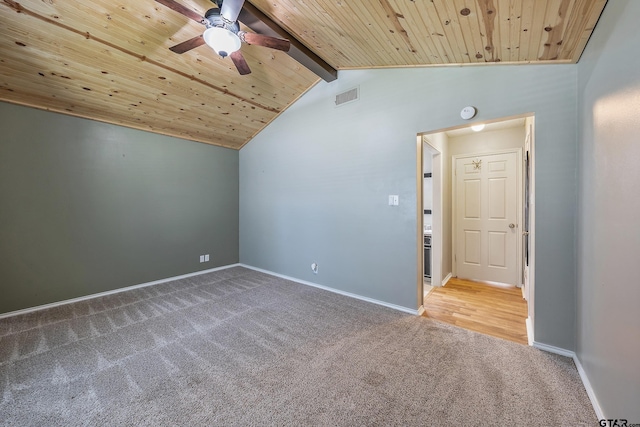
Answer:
455, 152, 518, 285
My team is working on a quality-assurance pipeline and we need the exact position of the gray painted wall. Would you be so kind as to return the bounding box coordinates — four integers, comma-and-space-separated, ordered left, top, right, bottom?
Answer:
240, 64, 578, 349
0, 102, 239, 314
576, 0, 640, 420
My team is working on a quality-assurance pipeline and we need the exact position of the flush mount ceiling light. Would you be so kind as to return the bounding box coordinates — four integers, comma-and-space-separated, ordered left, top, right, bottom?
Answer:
471, 123, 486, 132
203, 27, 241, 58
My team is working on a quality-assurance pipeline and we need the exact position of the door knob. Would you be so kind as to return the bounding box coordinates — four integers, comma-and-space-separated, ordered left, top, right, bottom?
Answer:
509, 223, 516, 229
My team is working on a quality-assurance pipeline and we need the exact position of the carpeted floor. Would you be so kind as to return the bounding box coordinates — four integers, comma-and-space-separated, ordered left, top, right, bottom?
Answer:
0, 267, 595, 426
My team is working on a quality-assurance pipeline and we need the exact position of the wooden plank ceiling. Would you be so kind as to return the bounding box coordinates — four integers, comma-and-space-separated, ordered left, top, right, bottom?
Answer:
0, 0, 606, 150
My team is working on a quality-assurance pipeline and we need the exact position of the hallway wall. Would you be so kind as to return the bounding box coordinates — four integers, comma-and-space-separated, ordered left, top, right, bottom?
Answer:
576, 0, 640, 420
448, 126, 525, 157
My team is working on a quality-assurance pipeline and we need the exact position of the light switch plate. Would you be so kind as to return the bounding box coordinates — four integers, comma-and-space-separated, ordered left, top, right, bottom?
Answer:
389, 195, 399, 206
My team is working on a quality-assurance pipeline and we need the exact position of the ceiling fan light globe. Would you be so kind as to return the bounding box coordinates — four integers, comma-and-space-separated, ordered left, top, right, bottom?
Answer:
203, 27, 241, 57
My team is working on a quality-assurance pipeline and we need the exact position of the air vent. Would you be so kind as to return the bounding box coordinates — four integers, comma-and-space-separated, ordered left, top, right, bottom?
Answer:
335, 87, 359, 107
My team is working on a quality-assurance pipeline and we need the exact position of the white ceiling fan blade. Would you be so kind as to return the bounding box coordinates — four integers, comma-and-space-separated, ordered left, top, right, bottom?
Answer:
220, 0, 245, 23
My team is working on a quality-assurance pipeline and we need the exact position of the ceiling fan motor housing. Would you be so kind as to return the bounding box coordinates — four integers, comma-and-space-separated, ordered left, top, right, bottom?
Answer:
204, 8, 240, 33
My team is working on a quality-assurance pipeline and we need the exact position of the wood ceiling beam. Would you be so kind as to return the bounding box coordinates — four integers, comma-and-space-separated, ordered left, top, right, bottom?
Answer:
239, 2, 338, 82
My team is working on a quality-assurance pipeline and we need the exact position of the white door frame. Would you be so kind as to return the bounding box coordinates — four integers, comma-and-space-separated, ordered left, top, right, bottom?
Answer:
524, 117, 536, 344
424, 138, 442, 290
451, 148, 523, 286
416, 114, 536, 345
416, 136, 443, 308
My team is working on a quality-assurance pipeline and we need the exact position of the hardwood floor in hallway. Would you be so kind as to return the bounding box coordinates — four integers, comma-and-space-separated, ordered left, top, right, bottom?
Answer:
422, 277, 529, 345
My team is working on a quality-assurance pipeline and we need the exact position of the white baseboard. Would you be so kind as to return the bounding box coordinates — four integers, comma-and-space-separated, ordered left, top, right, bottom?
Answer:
417, 305, 425, 316
572, 355, 605, 420
0, 263, 241, 320
532, 341, 575, 357
240, 264, 418, 315
441, 272, 452, 286
525, 317, 534, 346
532, 341, 604, 420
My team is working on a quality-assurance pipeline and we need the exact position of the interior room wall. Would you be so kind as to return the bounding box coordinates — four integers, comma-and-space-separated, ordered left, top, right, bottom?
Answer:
240, 63, 578, 350
448, 126, 525, 157
0, 102, 239, 314
576, 0, 640, 420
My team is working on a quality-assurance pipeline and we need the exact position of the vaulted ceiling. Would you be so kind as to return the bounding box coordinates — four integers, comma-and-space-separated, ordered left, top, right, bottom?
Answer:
0, 0, 607, 150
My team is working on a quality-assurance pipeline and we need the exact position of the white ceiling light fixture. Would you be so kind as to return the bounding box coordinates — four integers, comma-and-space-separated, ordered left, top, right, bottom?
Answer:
203, 27, 241, 58
471, 123, 486, 132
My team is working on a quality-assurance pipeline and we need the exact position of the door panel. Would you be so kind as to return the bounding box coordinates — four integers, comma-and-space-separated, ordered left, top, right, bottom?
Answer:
488, 178, 506, 218
488, 159, 507, 172
456, 152, 518, 285
488, 231, 507, 267
464, 230, 481, 264
464, 180, 481, 218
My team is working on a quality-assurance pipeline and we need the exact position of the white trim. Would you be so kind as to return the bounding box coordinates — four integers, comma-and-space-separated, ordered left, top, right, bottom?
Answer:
240, 264, 419, 315
573, 355, 605, 420
532, 342, 604, 418
525, 317, 534, 346
417, 305, 426, 316
0, 263, 241, 320
441, 272, 452, 287
422, 137, 443, 293
416, 136, 425, 309
525, 116, 536, 337
532, 341, 575, 358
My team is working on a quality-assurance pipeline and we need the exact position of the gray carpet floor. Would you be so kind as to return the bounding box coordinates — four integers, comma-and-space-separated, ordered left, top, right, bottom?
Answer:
0, 267, 595, 426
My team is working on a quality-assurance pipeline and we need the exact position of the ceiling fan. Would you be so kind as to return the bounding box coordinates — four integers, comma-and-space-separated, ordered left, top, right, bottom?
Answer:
155, 0, 291, 75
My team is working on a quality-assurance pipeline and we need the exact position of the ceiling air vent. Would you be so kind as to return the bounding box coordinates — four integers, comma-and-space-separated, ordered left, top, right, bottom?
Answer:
335, 87, 359, 107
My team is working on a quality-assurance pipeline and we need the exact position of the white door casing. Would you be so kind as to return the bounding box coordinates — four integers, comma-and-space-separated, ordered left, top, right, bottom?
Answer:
523, 130, 532, 299
454, 151, 521, 285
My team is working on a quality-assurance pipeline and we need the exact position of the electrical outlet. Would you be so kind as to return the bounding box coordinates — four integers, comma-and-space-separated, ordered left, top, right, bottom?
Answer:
311, 262, 318, 274
199, 255, 205, 263
204, 254, 209, 262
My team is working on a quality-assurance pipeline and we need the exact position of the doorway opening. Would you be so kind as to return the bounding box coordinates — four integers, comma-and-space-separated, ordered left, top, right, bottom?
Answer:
416, 114, 536, 345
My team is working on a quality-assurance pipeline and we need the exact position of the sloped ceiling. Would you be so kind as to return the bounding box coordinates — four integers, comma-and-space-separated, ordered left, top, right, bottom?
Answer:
0, 0, 606, 150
